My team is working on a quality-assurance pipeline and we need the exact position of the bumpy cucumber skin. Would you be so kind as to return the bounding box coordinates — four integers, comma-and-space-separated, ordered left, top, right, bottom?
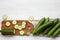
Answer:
52, 28, 60, 38
48, 22, 60, 36
32, 18, 45, 35
42, 17, 50, 34
0, 30, 14, 35
43, 19, 59, 35
44, 17, 50, 24
36, 21, 53, 34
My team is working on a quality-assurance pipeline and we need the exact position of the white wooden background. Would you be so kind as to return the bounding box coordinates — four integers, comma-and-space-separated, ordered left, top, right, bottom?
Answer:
0, 0, 60, 40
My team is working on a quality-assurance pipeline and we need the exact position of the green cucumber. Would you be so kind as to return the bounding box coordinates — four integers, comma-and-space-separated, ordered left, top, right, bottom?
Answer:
36, 21, 53, 34
12, 20, 17, 24
52, 28, 60, 38
19, 30, 24, 35
48, 22, 60, 36
0, 30, 14, 35
42, 17, 50, 33
18, 26, 22, 30
6, 22, 11, 26
44, 17, 50, 24
2, 15, 7, 20
32, 17, 45, 35
43, 19, 59, 35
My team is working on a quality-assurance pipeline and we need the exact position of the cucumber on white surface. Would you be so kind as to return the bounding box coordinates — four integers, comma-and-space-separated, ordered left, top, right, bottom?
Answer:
28, 16, 34, 21
2, 15, 7, 20
0, 0, 60, 40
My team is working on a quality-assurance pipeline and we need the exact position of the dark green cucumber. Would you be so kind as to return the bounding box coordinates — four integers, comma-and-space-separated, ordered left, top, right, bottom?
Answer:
32, 17, 45, 35
43, 19, 59, 35
52, 28, 60, 38
44, 17, 50, 24
0, 30, 14, 35
36, 21, 53, 34
48, 22, 60, 36
42, 17, 50, 33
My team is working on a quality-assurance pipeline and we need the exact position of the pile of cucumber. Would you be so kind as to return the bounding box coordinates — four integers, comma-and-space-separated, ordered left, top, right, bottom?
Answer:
32, 17, 60, 38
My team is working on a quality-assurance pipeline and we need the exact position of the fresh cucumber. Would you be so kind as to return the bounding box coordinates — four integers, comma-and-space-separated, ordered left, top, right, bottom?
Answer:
43, 19, 59, 35
22, 21, 26, 25
22, 21, 26, 28
32, 17, 45, 35
52, 28, 60, 38
12, 20, 17, 24
0, 30, 14, 35
44, 17, 50, 24
22, 24, 26, 28
36, 21, 53, 34
27, 32, 30, 35
48, 22, 60, 36
19, 30, 24, 35
18, 26, 22, 30
14, 24, 19, 29
2, 15, 7, 20
6, 22, 11, 26
42, 17, 50, 33
28, 16, 34, 21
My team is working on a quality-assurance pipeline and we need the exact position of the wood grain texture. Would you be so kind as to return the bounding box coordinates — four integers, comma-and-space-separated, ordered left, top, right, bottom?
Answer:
1, 20, 34, 35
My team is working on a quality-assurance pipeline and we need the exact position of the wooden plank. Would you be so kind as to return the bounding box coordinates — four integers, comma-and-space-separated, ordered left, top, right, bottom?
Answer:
1, 20, 34, 35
